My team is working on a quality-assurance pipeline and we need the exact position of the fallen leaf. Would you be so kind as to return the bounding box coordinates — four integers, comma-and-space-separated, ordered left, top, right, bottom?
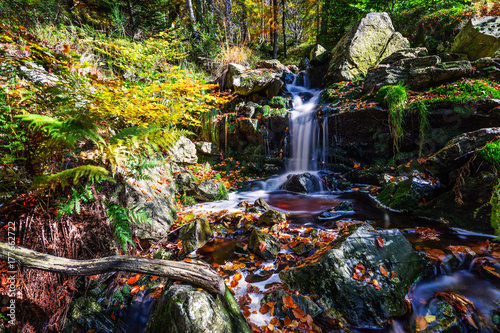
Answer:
259, 304, 270, 314
234, 272, 243, 281
130, 285, 141, 293
377, 237, 384, 248
284, 316, 292, 326
292, 307, 306, 320
126, 274, 141, 285
415, 315, 428, 331
270, 317, 280, 325
379, 266, 389, 277
283, 295, 294, 309
259, 242, 267, 252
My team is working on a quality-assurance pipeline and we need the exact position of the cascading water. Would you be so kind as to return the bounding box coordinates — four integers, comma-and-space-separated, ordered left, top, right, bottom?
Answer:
286, 73, 328, 172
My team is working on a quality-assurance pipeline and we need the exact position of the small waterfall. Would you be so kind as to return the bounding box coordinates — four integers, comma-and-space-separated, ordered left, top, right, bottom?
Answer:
286, 73, 328, 171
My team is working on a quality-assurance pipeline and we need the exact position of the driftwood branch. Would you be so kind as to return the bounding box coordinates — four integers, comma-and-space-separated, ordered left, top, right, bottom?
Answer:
0, 241, 225, 295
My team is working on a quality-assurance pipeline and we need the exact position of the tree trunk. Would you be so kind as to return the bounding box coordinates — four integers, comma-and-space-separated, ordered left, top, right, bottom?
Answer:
225, 0, 233, 43
282, 0, 286, 58
195, 0, 203, 27
0, 241, 225, 295
127, 0, 135, 33
272, 0, 278, 59
186, 0, 197, 30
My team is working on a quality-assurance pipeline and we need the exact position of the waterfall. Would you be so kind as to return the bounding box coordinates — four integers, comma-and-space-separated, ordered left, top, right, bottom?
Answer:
286, 73, 328, 171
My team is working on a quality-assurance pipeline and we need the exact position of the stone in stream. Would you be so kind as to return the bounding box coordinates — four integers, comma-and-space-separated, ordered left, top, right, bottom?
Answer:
450, 16, 500, 61
257, 209, 287, 226
261, 288, 323, 319
145, 285, 252, 333
316, 200, 354, 221
193, 180, 228, 202
248, 228, 280, 260
254, 197, 271, 212
290, 242, 315, 256
281, 173, 322, 193
324, 12, 409, 84
178, 217, 213, 256
309, 44, 328, 66
279, 224, 433, 328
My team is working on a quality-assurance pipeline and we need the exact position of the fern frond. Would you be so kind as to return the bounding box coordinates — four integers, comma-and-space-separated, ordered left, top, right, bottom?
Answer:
105, 201, 135, 252
16, 114, 104, 149
34, 165, 114, 190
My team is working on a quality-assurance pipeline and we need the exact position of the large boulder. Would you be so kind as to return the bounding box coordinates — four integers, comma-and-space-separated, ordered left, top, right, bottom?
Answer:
281, 173, 322, 193
225, 63, 285, 96
324, 12, 409, 83
257, 209, 287, 226
379, 47, 429, 65
450, 16, 500, 61
248, 228, 280, 260
169, 137, 198, 164
178, 217, 213, 255
122, 165, 177, 241
279, 224, 432, 328
145, 285, 252, 333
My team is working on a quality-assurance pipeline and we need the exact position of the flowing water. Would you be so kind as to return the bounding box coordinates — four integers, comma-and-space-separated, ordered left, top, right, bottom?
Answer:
126, 73, 500, 332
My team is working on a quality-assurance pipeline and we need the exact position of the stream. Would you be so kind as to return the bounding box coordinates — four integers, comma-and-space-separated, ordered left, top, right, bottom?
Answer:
126, 75, 500, 332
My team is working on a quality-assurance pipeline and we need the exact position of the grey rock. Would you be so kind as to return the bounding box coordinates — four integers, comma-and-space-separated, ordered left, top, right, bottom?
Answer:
394, 55, 441, 67
178, 217, 213, 255
324, 12, 409, 83
248, 228, 280, 259
169, 137, 198, 164
194, 141, 222, 157
279, 225, 433, 328
257, 209, 287, 226
451, 16, 500, 61
379, 48, 429, 65
281, 173, 322, 193
261, 288, 322, 319
254, 197, 271, 211
310, 44, 328, 66
145, 285, 252, 333
194, 180, 228, 202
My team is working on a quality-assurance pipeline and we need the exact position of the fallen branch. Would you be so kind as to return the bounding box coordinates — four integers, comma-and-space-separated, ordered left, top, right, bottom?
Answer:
0, 241, 225, 295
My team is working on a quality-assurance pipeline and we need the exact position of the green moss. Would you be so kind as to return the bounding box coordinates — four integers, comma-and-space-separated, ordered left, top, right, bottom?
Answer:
378, 84, 409, 155
377, 179, 416, 211
215, 182, 229, 201
480, 140, 500, 168
490, 182, 500, 237
269, 96, 289, 109
422, 79, 500, 107
320, 81, 363, 104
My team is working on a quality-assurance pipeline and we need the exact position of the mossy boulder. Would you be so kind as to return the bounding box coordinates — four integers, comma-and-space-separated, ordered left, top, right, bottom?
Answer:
324, 12, 409, 84
248, 228, 280, 259
279, 224, 432, 328
257, 209, 287, 226
408, 299, 461, 333
309, 44, 328, 66
269, 96, 290, 109
377, 174, 436, 212
290, 242, 315, 256
179, 217, 213, 255
451, 16, 500, 61
145, 285, 252, 333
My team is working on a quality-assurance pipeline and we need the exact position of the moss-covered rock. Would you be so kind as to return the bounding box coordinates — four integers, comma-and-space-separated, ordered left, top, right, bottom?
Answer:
145, 285, 252, 333
261, 288, 322, 319
257, 209, 287, 226
451, 16, 500, 61
248, 228, 280, 259
279, 224, 432, 328
179, 217, 213, 255
193, 180, 228, 202
377, 174, 436, 212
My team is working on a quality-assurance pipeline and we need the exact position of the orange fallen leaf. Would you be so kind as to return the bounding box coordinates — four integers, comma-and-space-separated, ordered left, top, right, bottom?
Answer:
259, 242, 267, 252
130, 285, 141, 293
259, 304, 270, 314
230, 280, 238, 287
126, 274, 141, 285
292, 307, 306, 320
270, 317, 280, 325
284, 316, 292, 326
283, 295, 294, 309
234, 272, 243, 281
415, 315, 428, 331
379, 266, 389, 277
377, 237, 384, 248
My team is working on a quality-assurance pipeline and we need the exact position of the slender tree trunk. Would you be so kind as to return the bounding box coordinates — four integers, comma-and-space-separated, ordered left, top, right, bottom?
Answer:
127, 0, 135, 33
186, 0, 197, 30
272, 0, 278, 59
195, 0, 203, 27
282, 0, 286, 58
242, 1, 248, 43
225, 0, 233, 43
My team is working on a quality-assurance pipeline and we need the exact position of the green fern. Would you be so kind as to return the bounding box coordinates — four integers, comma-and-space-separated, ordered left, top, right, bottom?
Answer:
105, 201, 134, 252
56, 183, 95, 218
34, 165, 114, 190
15, 114, 104, 150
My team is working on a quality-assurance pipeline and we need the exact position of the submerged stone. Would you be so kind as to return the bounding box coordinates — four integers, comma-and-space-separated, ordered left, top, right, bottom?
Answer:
279, 224, 432, 328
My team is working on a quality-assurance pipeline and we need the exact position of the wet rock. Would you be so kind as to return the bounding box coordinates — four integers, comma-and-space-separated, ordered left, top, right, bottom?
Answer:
415, 171, 498, 233
290, 242, 315, 256
225, 63, 276, 96
193, 180, 228, 202
254, 197, 271, 212
145, 285, 252, 333
423, 128, 500, 181
346, 166, 390, 186
310, 44, 328, 66
295, 71, 307, 86
409, 299, 461, 333
299, 57, 309, 71
380, 47, 429, 65
284, 73, 295, 84
324, 12, 409, 83
214, 224, 228, 237
257, 59, 289, 73
178, 217, 213, 255
288, 65, 299, 73
261, 288, 322, 319
169, 136, 198, 164
64, 289, 115, 332
298, 91, 314, 103
377, 173, 437, 212
174, 172, 193, 191
234, 101, 261, 118
269, 96, 290, 109
258, 209, 287, 226
123, 165, 177, 241
153, 248, 174, 260
451, 16, 500, 61
279, 224, 433, 328
281, 173, 322, 193
220, 212, 245, 227
248, 228, 280, 259
316, 200, 354, 221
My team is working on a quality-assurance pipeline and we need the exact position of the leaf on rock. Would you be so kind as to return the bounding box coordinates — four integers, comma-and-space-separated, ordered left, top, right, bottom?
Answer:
292, 307, 306, 320
377, 237, 384, 248
259, 241, 267, 252
379, 266, 389, 277
415, 315, 428, 331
